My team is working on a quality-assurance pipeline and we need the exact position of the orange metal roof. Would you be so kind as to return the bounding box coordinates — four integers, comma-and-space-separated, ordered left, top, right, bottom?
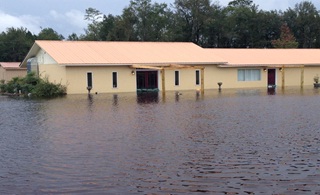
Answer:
207, 48, 320, 66
32, 41, 227, 66
0, 62, 25, 69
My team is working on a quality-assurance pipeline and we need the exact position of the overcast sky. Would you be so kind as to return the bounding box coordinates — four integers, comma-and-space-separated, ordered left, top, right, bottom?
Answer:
0, 0, 319, 38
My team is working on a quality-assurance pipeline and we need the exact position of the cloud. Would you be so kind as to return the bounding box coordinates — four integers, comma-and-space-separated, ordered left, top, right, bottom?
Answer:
49, 9, 88, 36
0, 10, 42, 34
65, 10, 89, 29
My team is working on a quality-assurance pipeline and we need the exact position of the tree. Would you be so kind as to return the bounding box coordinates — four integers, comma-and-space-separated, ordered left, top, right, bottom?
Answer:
283, 1, 320, 48
82, 7, 103, 40
67, 33, 80, 41
99, 14, 116, 41
225, 0, 260, 48
107, 9, 138, 41
0, 27, 35, 62
114, 0, 172, 41
271, 23, 298, 48
173, 0, 212, 45
37, 28, 64, 40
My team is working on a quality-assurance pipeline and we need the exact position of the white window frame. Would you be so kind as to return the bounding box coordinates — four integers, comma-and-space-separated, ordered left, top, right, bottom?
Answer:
238, 69, 261, 82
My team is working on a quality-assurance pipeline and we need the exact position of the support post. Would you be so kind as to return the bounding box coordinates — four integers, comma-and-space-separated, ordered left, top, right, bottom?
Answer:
281, 65, 285, 90
161, 68, 166, 97
201, 68, 205, 95
301, 65, 304, 89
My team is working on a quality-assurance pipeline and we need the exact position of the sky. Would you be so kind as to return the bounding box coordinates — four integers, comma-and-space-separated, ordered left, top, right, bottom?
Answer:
0, 0, 319, 38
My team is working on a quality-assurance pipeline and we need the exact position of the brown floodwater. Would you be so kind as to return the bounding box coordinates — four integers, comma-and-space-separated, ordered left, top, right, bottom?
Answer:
0, 87, 319, 194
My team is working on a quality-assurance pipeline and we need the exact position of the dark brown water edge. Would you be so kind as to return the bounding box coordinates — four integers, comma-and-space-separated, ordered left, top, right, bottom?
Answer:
0, 87, 319, 194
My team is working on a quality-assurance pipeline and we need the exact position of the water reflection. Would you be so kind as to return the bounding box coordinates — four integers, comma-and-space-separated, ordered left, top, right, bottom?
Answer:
1, 88, 320, 194
112, 94, 118, 106
267, 87, 276, 95
136, 92, 159, 104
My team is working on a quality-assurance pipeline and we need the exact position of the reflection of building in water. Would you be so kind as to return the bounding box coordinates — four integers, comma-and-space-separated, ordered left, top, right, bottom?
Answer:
20, 41, 320, 95
113, 94, 118, 106
267, 87, 276, 95
137, 92, 159, 104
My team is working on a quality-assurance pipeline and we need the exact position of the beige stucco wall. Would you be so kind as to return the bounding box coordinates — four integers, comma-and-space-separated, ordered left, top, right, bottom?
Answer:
65, 66, 136, 94
164, 65, 267, 90
0, 67, 27, 82
38, 63, 320, 94
279, 66, 319, 87
39, 64, 67, 86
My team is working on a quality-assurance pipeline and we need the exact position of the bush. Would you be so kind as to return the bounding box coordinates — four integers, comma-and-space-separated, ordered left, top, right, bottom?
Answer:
0, 72, 66, 98
31, 77, 66, 98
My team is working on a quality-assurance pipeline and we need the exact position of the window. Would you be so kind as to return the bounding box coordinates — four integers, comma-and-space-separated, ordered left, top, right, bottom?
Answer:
238, 69, 261, 81
175, 71, 179, 86
195, 70, 200, 85
112, 72, 117, 88
87, 72, 92, 88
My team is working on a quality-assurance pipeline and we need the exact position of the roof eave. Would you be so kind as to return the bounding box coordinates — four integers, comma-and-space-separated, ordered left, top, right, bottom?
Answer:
20, 42, 40, 68
219, 63, 320, 68
61, 62, 228, 67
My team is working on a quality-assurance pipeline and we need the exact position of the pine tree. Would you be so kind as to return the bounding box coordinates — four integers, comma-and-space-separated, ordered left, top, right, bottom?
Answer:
272, 23, 298, 48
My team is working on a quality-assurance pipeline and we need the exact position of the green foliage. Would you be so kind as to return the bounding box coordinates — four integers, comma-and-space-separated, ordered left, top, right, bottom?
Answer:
0, 79, 6, 92
31, 77, 67, 98
0, 27, 35, 62
0, 72, 66, 98
37, 28, 64, 40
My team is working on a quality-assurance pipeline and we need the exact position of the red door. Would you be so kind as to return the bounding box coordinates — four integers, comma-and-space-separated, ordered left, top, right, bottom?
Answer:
268, 69, 276, 87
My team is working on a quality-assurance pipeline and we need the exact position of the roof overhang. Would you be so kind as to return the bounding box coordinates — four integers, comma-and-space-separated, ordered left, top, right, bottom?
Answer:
218, 64, 320, 68
131, 64, 205, 70
20, 42, 41, 68
61, 62, 225, 67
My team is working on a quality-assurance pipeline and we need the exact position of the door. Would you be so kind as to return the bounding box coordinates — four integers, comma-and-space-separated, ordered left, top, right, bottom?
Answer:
136, 71, 158, 91
267, 69, 276, 87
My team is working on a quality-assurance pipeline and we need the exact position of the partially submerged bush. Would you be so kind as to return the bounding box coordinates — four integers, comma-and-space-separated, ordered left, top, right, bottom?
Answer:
1, 72, 66, 98
32, 77, 66, 98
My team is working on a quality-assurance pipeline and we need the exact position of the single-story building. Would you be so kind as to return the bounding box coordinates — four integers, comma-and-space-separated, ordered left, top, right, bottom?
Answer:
0, 62, 27, 83
20, 40, 320, 94
207, 49, 320, 89
20, 41, 227, 94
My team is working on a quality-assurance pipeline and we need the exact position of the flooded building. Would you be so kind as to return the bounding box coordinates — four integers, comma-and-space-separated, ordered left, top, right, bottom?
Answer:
21, 41, 320, 94
0, 62, 27, 83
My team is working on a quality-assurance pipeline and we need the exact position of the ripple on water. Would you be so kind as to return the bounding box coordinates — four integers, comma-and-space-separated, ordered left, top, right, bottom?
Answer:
0, 88, 320, 194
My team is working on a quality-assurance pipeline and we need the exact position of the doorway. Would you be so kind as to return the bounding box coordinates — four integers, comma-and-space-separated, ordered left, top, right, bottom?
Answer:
267, 69, 276, 87
136, 71, 158, 91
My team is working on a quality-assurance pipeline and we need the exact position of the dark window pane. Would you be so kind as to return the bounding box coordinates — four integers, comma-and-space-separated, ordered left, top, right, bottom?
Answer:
195, 70, 200, 85
87, 72, 92, 87
175, 71, 179, 86
112, 72, 117, 88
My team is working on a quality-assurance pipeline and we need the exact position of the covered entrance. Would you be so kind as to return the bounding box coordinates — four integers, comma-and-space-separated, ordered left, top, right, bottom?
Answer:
136, 70, 158, 92
267, 69, 276, 88
131, 64, 205, 96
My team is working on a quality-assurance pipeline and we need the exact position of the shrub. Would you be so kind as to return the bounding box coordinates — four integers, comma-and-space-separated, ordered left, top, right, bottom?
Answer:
31, 77, 66, 98
0, 72, 66, 98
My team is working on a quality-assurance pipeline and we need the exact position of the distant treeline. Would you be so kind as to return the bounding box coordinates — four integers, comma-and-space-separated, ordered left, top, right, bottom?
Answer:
1, 0, 320, 62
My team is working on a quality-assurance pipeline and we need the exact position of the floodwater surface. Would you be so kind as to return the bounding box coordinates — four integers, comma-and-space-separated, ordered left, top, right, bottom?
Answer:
0, 88, 320, 194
